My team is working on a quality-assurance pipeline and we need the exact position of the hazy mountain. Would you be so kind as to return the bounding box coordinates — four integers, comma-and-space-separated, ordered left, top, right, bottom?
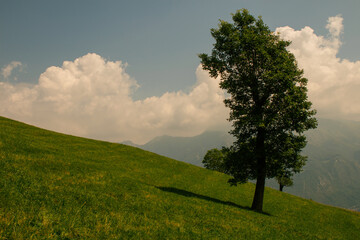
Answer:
283, 118, 360, 211
124, 118, 360, 210
139, 131, 234, 166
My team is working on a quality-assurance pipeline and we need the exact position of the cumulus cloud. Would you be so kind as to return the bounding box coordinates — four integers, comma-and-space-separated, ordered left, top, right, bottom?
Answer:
0, 53, 228, 144
276, 15, 360, 121
1, 61, 22, 79
1, 15, 359, 144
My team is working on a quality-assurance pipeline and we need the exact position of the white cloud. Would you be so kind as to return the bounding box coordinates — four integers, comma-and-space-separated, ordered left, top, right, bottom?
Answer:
1, 15, 359, 144
326, 15, 343, 38
1, 61, 22, 79
276, 15, 360, 121
0, 53, 229, 144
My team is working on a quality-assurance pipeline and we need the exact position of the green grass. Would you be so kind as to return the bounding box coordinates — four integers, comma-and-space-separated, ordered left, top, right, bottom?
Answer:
0, 116, 359, 239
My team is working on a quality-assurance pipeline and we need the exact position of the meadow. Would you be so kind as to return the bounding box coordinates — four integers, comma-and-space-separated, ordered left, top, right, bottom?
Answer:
0, 116, 359, 239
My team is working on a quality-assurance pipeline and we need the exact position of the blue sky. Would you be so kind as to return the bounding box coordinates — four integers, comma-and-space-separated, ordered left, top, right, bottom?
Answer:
1, 0, 360, 143
2, 0, 360, 98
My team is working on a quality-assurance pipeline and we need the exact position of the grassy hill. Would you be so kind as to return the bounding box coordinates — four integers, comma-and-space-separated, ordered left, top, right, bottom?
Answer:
0, 116, 359, 239
132, 119, 360, 211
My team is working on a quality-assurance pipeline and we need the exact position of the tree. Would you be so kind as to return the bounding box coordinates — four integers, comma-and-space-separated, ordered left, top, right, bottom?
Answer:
202, 148, 226, 172
202, 148, 229, 173
199, 9, 317, 212
276, 174, 293, 192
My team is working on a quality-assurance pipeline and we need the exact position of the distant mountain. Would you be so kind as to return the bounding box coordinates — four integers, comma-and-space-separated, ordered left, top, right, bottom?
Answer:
138, 131, 234, 166
284, 118, 360, 211
125, 118, 360, 210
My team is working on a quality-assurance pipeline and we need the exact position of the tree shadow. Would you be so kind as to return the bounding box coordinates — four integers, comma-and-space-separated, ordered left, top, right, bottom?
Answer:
156, 186, 271, 216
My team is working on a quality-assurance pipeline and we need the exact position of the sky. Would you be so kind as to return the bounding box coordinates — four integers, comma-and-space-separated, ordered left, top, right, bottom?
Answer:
1, 0, 360, 144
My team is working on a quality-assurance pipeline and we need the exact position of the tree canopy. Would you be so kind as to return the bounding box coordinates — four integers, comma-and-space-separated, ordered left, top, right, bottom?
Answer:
276, 174, 294, 192
202, 148, 227, 173
199, 9, 317, 211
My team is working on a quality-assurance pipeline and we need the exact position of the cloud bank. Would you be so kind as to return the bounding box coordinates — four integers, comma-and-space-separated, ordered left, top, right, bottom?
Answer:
0, 54, 228, 144
1, 15, 360, 143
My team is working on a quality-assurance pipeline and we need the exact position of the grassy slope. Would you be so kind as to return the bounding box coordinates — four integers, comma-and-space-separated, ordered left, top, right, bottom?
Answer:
135, 119, 360, 210
0, 117, 359, 239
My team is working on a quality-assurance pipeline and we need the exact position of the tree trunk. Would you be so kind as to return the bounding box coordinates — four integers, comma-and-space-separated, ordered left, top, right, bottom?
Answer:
251, 127, 266, 212
251, 163, 266, 211
279, 184, 284, 192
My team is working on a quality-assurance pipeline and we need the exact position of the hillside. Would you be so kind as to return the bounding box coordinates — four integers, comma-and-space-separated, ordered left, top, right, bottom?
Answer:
132, 119, 360, 211
1, 116, 359, 239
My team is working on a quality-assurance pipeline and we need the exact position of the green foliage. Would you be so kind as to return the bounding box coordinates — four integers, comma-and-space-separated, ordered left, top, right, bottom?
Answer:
202, 148, 227, 173
199, 9, 317, 211
276, 174, 294, 192
276, 175, 293, 187
0, 116, 359, 239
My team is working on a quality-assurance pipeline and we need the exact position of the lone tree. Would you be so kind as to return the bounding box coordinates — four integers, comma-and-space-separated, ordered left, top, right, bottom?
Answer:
199, 9, 317, 212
